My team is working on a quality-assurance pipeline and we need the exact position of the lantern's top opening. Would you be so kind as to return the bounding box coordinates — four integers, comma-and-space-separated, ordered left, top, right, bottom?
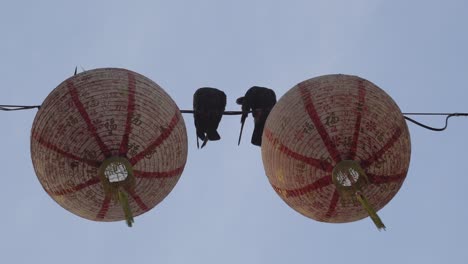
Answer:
98, 157, 134, 185
334, 167, 359, 187
332, 160, 368, 189
104, 161, 129, 183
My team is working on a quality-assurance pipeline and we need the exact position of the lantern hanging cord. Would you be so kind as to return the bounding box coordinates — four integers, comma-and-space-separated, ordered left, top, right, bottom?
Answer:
402, 113, 468, 131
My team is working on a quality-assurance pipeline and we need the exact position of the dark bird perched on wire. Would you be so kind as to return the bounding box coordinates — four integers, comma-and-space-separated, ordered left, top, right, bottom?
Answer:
237, 86, 276, 146
193, 87, 227, 148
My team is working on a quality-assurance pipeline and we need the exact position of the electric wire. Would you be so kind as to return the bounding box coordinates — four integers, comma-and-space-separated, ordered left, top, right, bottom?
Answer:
0, 105, 41, 111
402, 113, 468, 131
2, 104, 468, 132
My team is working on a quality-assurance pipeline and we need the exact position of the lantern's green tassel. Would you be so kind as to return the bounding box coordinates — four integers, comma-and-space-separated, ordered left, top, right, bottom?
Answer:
356, 192, 385, 230
118, 190, 134, 227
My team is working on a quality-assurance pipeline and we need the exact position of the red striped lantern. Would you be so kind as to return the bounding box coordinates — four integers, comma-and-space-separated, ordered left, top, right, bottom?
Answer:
262, 74, 410, 229
31, 68, 187, 226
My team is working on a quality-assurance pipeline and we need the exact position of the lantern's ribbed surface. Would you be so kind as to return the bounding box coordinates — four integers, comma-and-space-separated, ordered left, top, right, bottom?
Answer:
262, 74, 411, 223
31, 68, 188, 222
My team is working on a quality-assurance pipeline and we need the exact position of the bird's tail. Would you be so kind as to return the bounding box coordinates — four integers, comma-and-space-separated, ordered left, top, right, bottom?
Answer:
251, 110, 269, 146
201, 137, 209, 148
238, 120, 245, 145
197, 130, 206, 140
251, 122, 264, 146
207, 130, 221, 141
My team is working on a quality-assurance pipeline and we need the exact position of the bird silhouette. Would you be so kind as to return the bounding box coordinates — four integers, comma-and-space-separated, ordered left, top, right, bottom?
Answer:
193, 87, 227, 148
236, 86, 276, 146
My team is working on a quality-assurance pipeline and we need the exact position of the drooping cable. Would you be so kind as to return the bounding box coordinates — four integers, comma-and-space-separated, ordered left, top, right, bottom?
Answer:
402, 113, 468, 131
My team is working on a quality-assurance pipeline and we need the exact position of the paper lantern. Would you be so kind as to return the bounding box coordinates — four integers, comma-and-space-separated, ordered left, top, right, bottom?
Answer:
31, 68, 188, 226
262, 74, 410, 229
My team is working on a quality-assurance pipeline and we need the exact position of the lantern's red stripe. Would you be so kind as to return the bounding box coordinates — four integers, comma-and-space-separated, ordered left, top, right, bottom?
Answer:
126, 189, 149, 211
48, 177, 100, 196
348, 81, 366, 160
119, 72, 137, 155
299, 84, 341, 163
361, 127, 402, 168
67, 81, 112, 158
264, 128, 333, 172
129, 112, 180, 165
96, 195, 112, 220
134, 166, 184, 179
34, 134, 100, 167
324, 189, 340, 219
272, 175, 332, 198
367, 171, 406, 184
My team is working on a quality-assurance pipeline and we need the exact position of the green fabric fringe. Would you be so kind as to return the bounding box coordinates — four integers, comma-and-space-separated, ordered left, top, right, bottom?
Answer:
356, 192, 386, 230
118, 190, 134, 227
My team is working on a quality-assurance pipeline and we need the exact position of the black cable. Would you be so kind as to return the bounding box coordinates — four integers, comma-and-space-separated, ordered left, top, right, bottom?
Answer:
403, 112, 463, 116
0, 105, 41, 111
402, 113, 468, 131
2, 104, 468, 132
1, 105, 246, 114
180, 110, 247, 115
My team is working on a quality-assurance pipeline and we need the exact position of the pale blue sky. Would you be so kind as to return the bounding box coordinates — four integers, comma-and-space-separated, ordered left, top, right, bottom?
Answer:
1, 1, 468, 263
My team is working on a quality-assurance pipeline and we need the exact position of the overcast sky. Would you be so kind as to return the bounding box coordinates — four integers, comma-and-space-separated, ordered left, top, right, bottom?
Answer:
1, 1, 468, 263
